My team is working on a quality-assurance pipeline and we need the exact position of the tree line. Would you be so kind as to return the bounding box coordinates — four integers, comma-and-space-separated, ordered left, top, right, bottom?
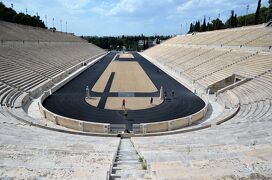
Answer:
83, 35, 171, 51
0, 2, 46, 28
188, 0, 272, 33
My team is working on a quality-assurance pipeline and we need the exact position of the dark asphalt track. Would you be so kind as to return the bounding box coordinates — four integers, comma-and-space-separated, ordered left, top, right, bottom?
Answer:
43, 52, 205, 125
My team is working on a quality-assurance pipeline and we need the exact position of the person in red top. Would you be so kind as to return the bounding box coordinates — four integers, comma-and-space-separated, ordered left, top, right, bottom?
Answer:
122, 99, 126, 109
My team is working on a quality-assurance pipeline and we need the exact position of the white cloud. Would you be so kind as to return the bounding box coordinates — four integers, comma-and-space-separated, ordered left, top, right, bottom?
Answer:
57, 0, 90, 10
2, 0, 269, 36
91, 0, 143, 17
107, 0, 141, 16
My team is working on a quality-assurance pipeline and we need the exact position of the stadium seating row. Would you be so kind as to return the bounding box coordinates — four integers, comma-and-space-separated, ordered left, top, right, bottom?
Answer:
144, 45, 272, 89
0, 43, 105, 106
164, 24, 272, 47
1, 20, 272, 179
0, 112, 120, 179
0, 20, 84, 42
133, 24, 272, 178
0, 21, 120, 179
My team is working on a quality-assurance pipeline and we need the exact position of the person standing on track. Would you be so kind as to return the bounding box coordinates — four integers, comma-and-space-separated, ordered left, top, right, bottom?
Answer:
122, 99, 126, 109
150, 97, 153, 104
164, 91, 167, 100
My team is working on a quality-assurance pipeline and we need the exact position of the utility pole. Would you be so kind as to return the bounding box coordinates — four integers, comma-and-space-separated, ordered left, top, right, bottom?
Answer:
180, 23, 182, 35
25, 8, 28, 14
53, 18, 55, 28
245, 5, 249, 26
45, 15, 47, 27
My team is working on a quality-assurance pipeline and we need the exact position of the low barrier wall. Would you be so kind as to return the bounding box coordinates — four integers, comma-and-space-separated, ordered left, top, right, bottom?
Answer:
39, 92, 110, 133
139, 94, 209, 134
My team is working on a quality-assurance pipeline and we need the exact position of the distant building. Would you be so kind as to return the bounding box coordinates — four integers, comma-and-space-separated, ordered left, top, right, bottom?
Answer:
138, 40, 144, 47
138, 39, 160, 49
147, 39, 157, 47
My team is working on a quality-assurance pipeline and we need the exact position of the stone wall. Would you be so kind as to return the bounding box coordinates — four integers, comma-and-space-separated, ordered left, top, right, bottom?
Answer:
139, 94, 209, 134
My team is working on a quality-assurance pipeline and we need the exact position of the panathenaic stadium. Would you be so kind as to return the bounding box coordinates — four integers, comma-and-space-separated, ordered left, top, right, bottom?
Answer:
0, 18, 272, 179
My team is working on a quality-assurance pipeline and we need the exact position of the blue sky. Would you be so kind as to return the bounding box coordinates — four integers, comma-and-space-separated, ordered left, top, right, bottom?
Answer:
2, 0, 269, 36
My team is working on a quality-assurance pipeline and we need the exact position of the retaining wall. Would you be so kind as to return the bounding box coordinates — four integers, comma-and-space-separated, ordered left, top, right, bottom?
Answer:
139, 94, 209, 134
39, 91, 110, 133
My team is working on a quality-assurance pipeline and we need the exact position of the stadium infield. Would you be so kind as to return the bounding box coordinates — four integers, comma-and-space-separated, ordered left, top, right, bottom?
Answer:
43, 52, 205, 126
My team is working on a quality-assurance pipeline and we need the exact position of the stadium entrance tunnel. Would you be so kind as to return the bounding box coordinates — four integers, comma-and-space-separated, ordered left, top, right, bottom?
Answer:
41, 52, 207, 133
208, 74, 250, 94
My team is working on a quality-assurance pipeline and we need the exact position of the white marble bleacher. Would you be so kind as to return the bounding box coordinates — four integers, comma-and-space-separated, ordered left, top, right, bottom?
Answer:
190, 50, 253, 79
145, 38, 271, 90
132, 113, 272, 179
163, 24, 271, 47
136, 24, 272, 179
0, 112, 120, 179
0, 83, 13, 106
0, 43, 105, 93
0, 56, 47, 91
0, 21, 120, 180
0, 20, 85, 42
231, 72, 272, 105
169, 47, 204, 67
0, 21, 106, 108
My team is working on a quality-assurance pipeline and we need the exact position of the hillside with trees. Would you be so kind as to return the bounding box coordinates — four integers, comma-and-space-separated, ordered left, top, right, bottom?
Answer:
0, 2, 46, 28
188, 0, 272, 33
83, 35, 171, 51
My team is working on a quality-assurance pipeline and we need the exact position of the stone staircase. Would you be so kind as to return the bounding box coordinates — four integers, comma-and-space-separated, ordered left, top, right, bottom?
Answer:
110, 138, 150, 180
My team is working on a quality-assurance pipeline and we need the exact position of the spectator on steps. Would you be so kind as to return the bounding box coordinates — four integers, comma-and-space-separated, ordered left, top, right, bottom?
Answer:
122, 99, 126, 109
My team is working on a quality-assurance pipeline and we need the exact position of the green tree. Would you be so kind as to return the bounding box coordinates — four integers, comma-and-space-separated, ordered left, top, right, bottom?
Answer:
225, 10, 236, 28
188, 0, 271, 34
201, 17, 207, 32
188, 23, 194, 33
207, 22, 212, 31
234, 14, 238, 27
255, 0, 262, 24
0, 2, 46, 28
211, 18, 225, 30
268, 0, 272, 20
259, 7, 269, 22
237, 13, 256, 26
195, 21, 201, 32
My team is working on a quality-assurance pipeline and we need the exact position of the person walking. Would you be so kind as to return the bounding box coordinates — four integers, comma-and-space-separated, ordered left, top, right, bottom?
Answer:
122, 99, 126, 109
164, 91, 167, 100
150, 97, 153, 104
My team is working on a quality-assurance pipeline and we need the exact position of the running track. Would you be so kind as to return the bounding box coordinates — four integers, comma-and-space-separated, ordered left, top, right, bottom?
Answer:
43, 52, 205, 127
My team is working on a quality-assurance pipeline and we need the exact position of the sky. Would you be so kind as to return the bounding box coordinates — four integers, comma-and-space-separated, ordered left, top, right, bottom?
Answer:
2, 0, 269, 36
